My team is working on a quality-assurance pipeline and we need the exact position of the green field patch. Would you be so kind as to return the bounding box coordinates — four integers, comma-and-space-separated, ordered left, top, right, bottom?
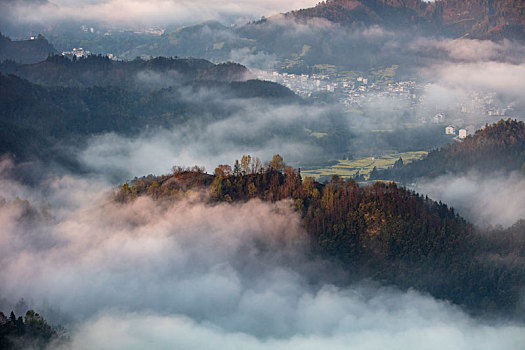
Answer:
299, 44, 311, 57
213, 41, 225, 50
312, 64, 337, 74
302, 151, 427, 180
310, 132, 328, 139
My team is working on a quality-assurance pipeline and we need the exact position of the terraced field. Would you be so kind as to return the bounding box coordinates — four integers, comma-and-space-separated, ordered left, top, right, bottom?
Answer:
302, 151, 427, 180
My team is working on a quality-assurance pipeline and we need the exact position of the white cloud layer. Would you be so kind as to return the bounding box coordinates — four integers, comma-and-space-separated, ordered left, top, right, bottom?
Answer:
61, 306, 524, 350
77, 94, 335, 178
427, 62, 525, 99
416, 171, 525, 227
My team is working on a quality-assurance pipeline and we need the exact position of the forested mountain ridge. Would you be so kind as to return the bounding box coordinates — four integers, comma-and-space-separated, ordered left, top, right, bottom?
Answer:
116, 156, 525, 319
0, 33, 57, 64
0, 54, 252, 88
286, 0, 525, 40
373, 119, 525, 181
0, 71, 298, 138
0, 72, 299, 164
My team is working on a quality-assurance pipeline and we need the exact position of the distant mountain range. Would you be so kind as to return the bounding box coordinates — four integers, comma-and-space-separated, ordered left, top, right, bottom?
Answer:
3, 1, 520, 75
287, 0, 525, 40
124, 0, 524, 74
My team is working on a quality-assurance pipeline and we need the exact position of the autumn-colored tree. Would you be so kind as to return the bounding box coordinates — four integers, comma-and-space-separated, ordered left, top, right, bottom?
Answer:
270, 154, 284, 171
210, 176, 224, 200
214, 164, 232, 177
240, 155, 252, 175
248, 182, 257, 198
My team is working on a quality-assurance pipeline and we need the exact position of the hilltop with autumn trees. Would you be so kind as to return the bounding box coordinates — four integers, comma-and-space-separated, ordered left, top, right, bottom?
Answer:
117, 154, 524, 319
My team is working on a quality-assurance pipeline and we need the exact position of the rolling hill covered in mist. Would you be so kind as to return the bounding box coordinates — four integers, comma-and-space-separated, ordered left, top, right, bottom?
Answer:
117, 154, 525, 320
0, 57, 305, 167
6, 0, 521, 76
0, 53, 251, 87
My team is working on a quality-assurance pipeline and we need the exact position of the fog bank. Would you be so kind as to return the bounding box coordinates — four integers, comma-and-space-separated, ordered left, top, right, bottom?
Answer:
416, 172, 525, 227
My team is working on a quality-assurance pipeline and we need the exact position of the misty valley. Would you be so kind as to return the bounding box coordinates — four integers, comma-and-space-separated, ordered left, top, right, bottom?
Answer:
0, 1, 525, 349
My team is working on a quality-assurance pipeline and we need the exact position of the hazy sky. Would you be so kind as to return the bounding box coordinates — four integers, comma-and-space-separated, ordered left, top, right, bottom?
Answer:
0, 0, 320, 27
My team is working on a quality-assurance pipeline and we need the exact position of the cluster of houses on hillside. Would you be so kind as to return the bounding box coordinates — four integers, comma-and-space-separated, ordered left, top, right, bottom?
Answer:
61, 47, 117, 60
256, 70, 418, 107
258, 70, 515, 136
445, 125, 477, 139
61, 47, 91, 58
256, 70, 339, 95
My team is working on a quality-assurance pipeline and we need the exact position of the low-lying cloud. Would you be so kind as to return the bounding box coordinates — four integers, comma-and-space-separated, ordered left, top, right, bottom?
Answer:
416, 171, 525, 227
77, 91, 342, 178
63, 309, 524, 350
422, 61, 525, 100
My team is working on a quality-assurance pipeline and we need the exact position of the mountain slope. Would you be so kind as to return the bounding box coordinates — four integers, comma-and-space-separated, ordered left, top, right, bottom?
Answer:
0, 33, 57, 64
